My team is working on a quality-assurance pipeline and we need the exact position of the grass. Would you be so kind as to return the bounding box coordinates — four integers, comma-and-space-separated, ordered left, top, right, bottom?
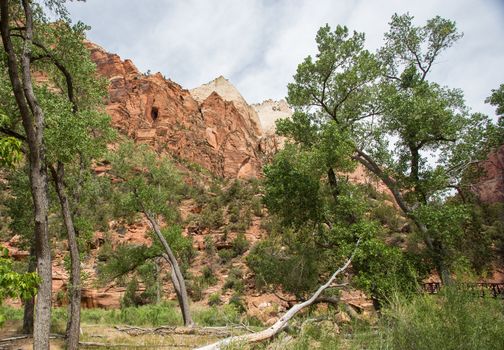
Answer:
1, 301, 256, 331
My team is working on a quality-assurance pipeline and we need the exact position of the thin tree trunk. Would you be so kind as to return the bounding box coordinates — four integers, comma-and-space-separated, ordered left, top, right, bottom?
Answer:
22, 247, 36, 334
0, 2, 52, 349
50, 162, 81, 349
354, 149, 452, 284
195, 239, 360, 350
144, 212, 194, 327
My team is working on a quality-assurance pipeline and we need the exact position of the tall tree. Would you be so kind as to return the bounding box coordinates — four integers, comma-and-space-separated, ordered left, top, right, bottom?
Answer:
109, 142, 194, 326
0, 2, 113, 347
282, 14, 501, 283
0, 2, 52, 347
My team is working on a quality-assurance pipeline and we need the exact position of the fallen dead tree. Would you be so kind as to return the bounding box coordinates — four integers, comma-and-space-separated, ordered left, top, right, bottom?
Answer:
114, 325, 253, 337
194, 239, 361, 350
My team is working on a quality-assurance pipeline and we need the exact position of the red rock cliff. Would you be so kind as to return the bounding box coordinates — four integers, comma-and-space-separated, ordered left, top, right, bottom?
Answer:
88, 42, 262, 179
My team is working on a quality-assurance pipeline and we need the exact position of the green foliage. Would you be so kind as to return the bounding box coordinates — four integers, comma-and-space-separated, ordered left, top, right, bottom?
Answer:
0, 248, 40, 325
263, 12, 502, 297
121, 278, 140, 308
204, 235, 216, 256
486, 84, 504, 117
218, 249, 236, 264
193, 304, 242, 326
208, 292, 222, 306
223, 268, 245, 293
247, 237, 320, 296
373, 288, 504, 350
352, 239, 419, 302
232, 233, 249, 255
109, 141, 184, 222
201, 266, 218, 286
228, 293, 246, 313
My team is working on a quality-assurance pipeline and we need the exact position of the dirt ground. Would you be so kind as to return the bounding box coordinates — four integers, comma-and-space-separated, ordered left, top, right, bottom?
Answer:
0, 321, 222, 349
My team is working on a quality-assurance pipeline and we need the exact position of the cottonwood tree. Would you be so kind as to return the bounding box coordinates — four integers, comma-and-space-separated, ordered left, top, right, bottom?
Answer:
109, 142, 194, 326
281, 14, 501, 283
0, 2, 53, 347
0, 1, 113, 348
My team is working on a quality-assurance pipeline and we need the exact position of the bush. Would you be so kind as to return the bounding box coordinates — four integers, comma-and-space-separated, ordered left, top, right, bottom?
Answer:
193, 304, 241, 326
364, 287, 504, 350
202, 266, 218, 286
218, 249, 236, 264
121, 278, 140, 308
223, 268, 245, 293
204, 235, 216, 256
251, 196, 263, 217
208, 292, 222, 306
232, 233, 249, 255
228, 293, 246, 313
187, 277, 205, 302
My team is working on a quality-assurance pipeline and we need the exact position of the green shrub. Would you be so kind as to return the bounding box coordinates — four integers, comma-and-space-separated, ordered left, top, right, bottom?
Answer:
194, 304, 241, 326
228, 204, 240, 224
208, 292, 222, 306
223, 268, 245, 293
228, 293, 246, 313
363, 287, 504, 350
218, 249, 236, 264
232, 233, 249, 255
187, 277, 205, 301
251, 196, 263, 217
121, 278, 140, 308
204, 235, 216, 256
202, 266, 218, 286
201, 206, 224, 229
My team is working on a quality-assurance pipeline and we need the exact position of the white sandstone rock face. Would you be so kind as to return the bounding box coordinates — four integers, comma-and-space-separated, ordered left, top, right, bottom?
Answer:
252, 99, 292, 134
190, 76, 263, 136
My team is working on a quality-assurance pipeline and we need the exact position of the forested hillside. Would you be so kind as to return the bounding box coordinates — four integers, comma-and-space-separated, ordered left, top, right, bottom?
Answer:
0, 1, 503, 350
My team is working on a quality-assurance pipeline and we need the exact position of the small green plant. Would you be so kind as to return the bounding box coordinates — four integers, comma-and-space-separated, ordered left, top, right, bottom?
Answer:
121, 278, 140, 308
223, 268, 245, 293
208, 292, 222, 306
218, 249, 236, 264
201, 266, 218, 286
232, 233, 249, 255
204, 235, 216, 256
228, 293, 246, 313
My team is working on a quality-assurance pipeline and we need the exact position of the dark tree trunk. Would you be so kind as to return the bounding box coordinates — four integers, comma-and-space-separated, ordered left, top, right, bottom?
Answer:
145, 213, 194, 326
22, 248, 36, 334
0, 2, 52, 349
354, 148, 452, 284
50, 163, 81, 349
327, 167, 339, 203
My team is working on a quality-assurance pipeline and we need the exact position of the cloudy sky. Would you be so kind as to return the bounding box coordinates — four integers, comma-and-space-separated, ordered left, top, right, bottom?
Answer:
67, 0, 504, 117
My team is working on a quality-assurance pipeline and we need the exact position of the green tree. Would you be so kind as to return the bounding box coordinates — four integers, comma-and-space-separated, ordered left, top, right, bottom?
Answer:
0, 248, 39, 326
281, 14, 501, 284
0, 1, 53, 346
0, 2, 113, 347
109, 142, 194, 326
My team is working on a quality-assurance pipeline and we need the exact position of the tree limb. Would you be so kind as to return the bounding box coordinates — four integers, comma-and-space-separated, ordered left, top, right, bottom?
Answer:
194, 239, 361, 350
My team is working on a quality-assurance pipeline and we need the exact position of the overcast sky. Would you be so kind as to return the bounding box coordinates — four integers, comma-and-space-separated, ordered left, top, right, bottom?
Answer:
67, 0, 504, 118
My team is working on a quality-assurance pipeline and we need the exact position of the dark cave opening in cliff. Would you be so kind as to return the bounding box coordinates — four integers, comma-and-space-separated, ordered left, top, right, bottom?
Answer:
151, 106, 159, 121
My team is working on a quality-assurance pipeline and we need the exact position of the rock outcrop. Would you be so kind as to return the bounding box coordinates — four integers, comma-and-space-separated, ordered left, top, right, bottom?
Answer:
252, 99, 291, 134
474, 145, 504, 203
190, 76, 263, 136
252, 99, 291, 161
88, 43, 262, 179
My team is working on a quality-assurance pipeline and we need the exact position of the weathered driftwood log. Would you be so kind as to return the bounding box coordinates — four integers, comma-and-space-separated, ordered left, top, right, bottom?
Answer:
194, 240, 360, 350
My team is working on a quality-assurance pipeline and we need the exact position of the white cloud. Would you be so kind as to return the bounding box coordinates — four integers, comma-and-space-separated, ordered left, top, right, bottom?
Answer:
67, 0, 504, 118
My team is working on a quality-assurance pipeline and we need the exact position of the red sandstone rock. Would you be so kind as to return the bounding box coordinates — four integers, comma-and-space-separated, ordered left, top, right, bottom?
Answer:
474, 145, 504, 203
87, 42, 263, 179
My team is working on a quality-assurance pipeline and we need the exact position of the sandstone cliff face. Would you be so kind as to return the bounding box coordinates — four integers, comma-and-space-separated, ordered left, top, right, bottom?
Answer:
475, 145, 504, 203
88, 43, 262, 179
252, 99, 291, 134
190, 76, 263, 137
